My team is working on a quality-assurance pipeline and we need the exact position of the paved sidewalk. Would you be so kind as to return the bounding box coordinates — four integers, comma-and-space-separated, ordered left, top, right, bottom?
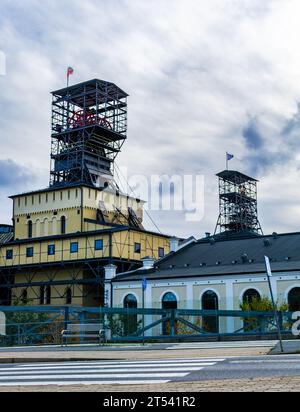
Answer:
0, 376, 299, 392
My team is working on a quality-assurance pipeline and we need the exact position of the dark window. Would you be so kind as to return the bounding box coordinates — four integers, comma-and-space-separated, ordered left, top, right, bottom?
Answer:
39, 286, 45, 305
134, 243, 141, 254
70, 242, 78, 253
242, 289, 261, 332
21, 289, 27, 303
61, 216, 66, 234
28, 220, 33, 239
45, 285, 51, 305
26, 247, 34, 258
288, 288, 300, 312
48, 244, 55, 255
202, 290, 219, 333
243, 289, 261, 306
124, 294, 138, 309
6, 250, 13, 260
158, 247, 165, 258
66, 288, 72, 305
162, 292, 177, 335
124, 294, 138, 335
95, 239, 103, 251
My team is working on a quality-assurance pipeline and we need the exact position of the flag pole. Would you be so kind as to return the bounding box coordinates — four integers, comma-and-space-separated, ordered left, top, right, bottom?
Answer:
226, 153, 228, 171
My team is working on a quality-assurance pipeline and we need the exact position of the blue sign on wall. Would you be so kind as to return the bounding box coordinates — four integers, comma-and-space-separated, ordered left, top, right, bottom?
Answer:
142, 278, 148, 291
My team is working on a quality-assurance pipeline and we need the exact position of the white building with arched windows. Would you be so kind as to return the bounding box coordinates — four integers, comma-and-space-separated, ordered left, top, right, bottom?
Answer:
111, 232, 300, 334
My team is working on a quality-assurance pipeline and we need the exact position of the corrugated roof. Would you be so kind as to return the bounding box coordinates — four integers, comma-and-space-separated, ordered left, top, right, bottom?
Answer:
0, 232, 14, 245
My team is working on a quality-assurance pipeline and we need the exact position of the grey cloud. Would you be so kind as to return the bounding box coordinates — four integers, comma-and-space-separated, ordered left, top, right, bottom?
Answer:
242, 118, 264, 150
0, 159, 36, 189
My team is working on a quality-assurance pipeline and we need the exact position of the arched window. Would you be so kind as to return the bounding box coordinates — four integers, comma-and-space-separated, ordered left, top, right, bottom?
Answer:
243, 289, 261, 307
162, 292, 177, 335
124, 294, 137, 309
65, 288, 72, 305
52, 217, 57, 236
124, 294, 138, 335
35, 219, 40, 238
43, 218, 49, 236
61, 216, 66, 234
202, 290, 219, 333
288, 287, 300, 312
242, 289, 261, 332
162, 292, 177, 310
28, 220, 33, 239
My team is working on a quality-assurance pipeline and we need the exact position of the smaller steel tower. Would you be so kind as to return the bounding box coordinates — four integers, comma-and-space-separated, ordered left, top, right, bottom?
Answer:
50, 79, 128, 188
214, 170, 263, 236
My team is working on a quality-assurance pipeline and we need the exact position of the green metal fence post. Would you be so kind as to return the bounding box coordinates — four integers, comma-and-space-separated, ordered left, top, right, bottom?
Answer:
64, 306, 69, 331
170, 309, 176, 337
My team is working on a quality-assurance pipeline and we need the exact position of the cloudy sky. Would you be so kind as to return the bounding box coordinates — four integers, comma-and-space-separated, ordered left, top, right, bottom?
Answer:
1, 0, 300, 238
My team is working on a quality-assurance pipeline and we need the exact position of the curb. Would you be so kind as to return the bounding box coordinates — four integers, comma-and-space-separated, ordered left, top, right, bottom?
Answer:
0, 357, 123, 364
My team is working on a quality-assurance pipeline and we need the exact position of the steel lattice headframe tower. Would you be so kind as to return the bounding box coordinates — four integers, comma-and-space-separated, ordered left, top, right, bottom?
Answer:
214, 170, 263, 236
50, 79, 128, 188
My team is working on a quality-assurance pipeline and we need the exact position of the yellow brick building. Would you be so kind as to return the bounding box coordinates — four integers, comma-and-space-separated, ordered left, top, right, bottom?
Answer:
0, 79, 171, 306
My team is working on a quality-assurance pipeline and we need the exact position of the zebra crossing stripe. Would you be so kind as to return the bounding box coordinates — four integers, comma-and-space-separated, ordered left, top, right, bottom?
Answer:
0, 380, 171, 386
0, 358, 224, 386
10, 358, 225, 368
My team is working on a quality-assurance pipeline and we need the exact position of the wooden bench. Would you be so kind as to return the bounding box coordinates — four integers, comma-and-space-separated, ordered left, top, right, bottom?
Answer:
61, 323, 106, 346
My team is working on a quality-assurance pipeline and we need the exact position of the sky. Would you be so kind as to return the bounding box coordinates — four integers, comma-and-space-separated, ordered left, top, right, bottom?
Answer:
1, 0, 300, 238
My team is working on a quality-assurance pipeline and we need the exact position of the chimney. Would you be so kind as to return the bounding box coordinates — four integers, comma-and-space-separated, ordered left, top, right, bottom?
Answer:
141, 256, 155, 269
169, 237, 180, 253
104, 264, 117, 281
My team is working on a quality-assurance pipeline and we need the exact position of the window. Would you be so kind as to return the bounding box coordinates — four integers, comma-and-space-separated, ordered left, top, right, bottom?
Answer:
288, 288, 300, 312
45, 285, 51, 304
53, 192, 56, 202
134, 243, 141, 254
48, 244, 55, 255
6, 250, 13, 260
124, 294, 138, 309
46, 194, 48, 203
61, 216, 66, 234
18, 198, 20, 207
31, 196, 34, 205
124, 294, 138, 335
25, 197, 27, 206
243, 289, 261, 306
39, 286, 45, 305
28, 220, 33, 239
21, 289, 27, 303
95, 239, 103, 251
202, 290, 219, 333
39, 195, 41, 204
26, 247, 34, 258
162, 292, 177, 335
66, 288, 72, 305
158, 247, 165, 258
70, 242, 78, 253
